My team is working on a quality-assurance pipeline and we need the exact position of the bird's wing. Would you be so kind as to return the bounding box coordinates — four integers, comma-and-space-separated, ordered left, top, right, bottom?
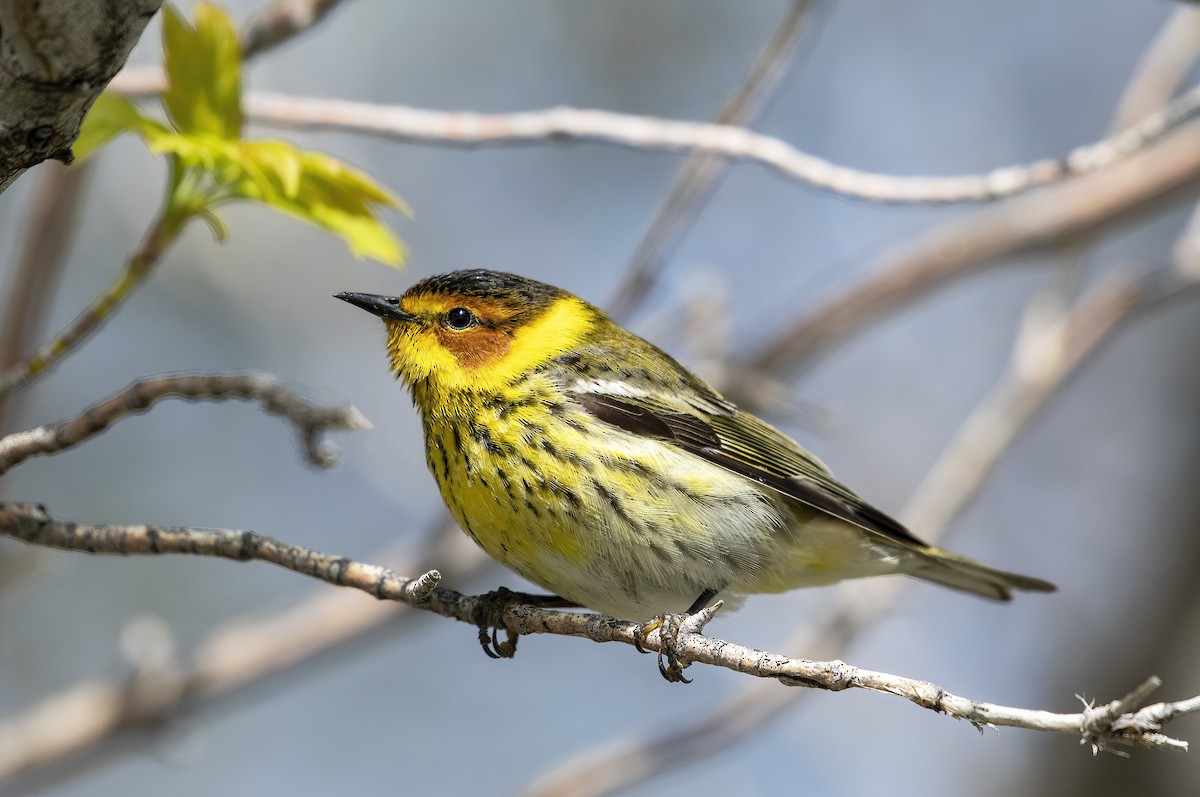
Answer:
572, 389, 928, 550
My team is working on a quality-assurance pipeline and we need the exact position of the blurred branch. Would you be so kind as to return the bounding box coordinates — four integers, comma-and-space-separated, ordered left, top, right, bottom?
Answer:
101, 76, 1200, 205
240, 0, 356, 57
0, 0, 161, 194
0, 161, 92, 435
0, 502, 1195, 757
606, 0, 820, 319
904, 258, 1200, 532
0, 516, 487, 793
1113, 6, 1200, 131
0, 372, 370, 474
743, 114, 1200, 380
0, 205, 186, 399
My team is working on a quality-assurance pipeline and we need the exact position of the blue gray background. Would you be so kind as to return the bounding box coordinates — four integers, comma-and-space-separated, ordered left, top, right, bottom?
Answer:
1, 1, 1198, 795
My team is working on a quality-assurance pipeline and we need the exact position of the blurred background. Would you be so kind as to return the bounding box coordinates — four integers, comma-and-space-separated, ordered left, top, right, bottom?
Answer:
2, 0, 1199, 795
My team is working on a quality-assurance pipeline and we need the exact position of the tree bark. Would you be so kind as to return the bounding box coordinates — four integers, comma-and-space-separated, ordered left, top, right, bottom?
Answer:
0, 0, 161, 193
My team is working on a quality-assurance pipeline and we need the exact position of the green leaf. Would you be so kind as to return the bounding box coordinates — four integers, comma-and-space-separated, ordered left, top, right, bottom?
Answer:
239, 140, 302, 196
86, 5, 406, 265
74, 95, 162, 162
236, 142, 408, 265
132, 133, 406, 264
143, 131, 277, 205
162, 2, 242, 139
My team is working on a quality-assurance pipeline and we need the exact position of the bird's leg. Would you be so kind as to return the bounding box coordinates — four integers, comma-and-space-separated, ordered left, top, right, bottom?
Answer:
474, 587, 579, 659
637, 588, 722, 683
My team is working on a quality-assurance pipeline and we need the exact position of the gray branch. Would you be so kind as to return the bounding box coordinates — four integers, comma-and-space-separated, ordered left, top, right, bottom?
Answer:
1, 502, 1196, 756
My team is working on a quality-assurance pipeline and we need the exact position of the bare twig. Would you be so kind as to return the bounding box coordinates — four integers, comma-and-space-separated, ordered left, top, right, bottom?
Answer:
0, 372, 370, 473
0, 502, 1194, 757
240, 0, 356, 58
606, 0, 819, 319
101, 75, 1200, 206
743, 114, 1200, 379
0, 161, 92, 434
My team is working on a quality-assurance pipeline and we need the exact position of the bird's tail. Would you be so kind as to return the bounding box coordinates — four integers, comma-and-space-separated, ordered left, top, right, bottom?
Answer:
908, 547, 1056, 601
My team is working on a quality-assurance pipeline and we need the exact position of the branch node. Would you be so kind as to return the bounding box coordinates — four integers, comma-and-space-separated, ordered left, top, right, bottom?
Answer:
406, 569, 441, 604
1080, 676, 1171, 752
682, 599, 723, 636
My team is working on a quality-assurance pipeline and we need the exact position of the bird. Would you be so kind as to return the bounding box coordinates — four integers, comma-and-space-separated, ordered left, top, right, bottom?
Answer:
336, 269, 1054, 679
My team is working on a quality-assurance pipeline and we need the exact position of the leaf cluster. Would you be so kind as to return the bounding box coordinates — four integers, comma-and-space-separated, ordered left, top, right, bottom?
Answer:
76, 3, 406, 264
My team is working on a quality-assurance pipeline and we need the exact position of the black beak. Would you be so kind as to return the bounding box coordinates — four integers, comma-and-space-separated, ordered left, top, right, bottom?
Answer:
335, 292, 416, 323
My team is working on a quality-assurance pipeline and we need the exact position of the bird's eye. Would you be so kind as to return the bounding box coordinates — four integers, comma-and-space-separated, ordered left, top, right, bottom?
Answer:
445, 307, 475, 330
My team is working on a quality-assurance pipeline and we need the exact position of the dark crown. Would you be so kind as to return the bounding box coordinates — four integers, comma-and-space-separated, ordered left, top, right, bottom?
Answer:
405, 269, 565, 307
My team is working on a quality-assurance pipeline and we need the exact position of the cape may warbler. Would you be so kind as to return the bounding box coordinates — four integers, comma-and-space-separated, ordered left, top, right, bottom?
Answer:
337, 270, 1053, 667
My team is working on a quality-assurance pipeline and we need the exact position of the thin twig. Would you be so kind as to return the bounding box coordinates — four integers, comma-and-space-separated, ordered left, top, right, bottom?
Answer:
0, 208, 186, 399
101, 75, 1200, 206
0, 502, 1194, 756
0, 372, 371, 473
240, 0, 357, 58
606, 0, 819, 319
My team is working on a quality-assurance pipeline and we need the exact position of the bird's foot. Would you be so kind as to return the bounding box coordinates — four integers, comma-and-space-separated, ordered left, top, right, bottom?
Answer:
636, 599, 724, 684
474, 587, 577, 660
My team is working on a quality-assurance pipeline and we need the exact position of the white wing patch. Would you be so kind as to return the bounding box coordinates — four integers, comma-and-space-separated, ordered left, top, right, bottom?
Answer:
570, 378, 652, 398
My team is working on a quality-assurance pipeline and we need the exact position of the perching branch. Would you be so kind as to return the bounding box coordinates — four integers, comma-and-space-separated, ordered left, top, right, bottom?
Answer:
0, 372, 370, 474
0, 516, 488, 791
0, 502, 1195, 756
105, 77, 1200, 206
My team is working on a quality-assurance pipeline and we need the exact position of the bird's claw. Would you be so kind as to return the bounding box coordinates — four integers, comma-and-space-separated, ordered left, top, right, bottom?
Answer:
474, 586, 523, 660
634, 617, 660, 655
474, 588, 575, 660
656, 613, 691, 683
479, 624, 519, 659
637, 601, 723, 684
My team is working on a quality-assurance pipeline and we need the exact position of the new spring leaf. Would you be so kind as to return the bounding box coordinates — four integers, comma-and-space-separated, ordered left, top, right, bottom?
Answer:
73, 2, 406, 266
